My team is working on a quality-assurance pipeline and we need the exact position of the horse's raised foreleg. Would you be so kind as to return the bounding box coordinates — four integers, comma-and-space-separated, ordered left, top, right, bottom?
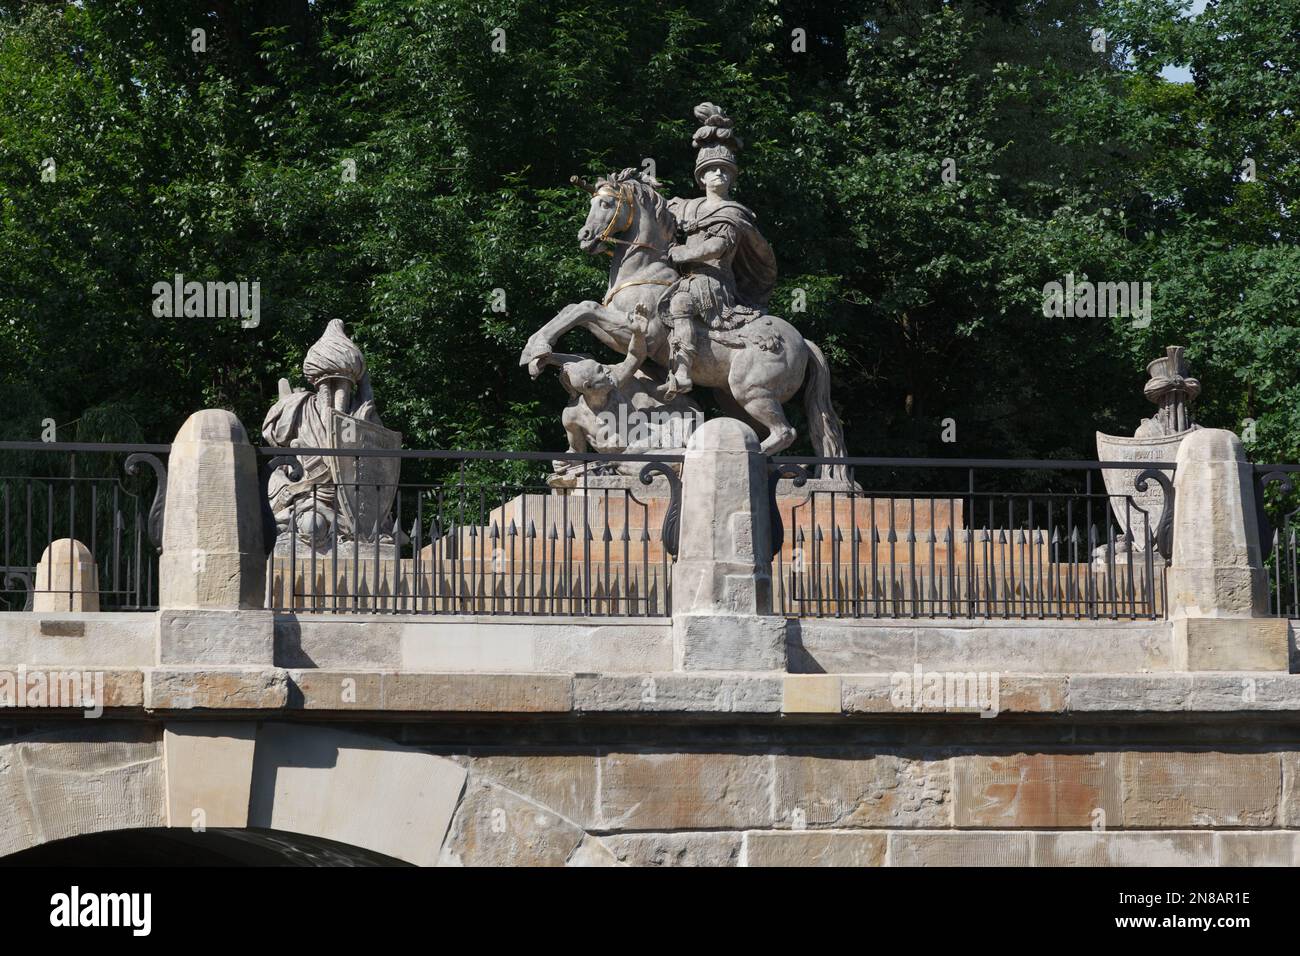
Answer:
520, 300, 602, 376
521, 301, 643, 377
579, 303, 640, 356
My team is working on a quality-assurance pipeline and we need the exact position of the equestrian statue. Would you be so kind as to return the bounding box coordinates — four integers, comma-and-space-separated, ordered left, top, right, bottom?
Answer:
519, 103, 850, 481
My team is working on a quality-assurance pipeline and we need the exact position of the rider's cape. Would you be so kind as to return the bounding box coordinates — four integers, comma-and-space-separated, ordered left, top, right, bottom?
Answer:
667, 197, 777, 311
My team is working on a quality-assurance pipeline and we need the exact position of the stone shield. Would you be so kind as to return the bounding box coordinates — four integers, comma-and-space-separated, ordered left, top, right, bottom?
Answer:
327, 410, 402, 540
1095, 428, 1192, 551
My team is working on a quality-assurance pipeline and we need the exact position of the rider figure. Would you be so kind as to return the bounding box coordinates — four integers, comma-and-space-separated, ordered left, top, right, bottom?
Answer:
661, 103, 778, 399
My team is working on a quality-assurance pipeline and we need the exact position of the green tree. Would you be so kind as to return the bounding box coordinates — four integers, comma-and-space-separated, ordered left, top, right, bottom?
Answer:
0, 0, 1295, 474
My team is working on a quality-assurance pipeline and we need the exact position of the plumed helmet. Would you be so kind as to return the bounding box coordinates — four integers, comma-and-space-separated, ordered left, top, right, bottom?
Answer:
691, 102, 742, 185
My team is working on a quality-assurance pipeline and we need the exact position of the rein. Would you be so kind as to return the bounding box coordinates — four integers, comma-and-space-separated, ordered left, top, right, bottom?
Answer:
602, 277, 673, 308
597, 184, 665, 257
596, 182, 674, 307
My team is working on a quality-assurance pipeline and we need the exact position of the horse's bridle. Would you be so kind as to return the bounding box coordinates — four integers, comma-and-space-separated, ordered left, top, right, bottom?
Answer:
581, 177, 674, 307
594, 183, 663, 258
595, 183, 633, 244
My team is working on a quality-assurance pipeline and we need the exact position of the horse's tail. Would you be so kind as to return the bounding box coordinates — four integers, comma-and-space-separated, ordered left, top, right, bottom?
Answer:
803, 340, 851, 483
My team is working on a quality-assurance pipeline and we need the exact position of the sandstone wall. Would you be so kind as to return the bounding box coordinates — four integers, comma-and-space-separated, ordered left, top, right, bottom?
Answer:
4, 717, 1300, 866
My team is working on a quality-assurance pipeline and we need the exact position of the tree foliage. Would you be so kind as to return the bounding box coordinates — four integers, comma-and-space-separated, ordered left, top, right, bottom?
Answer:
0, 0, 1295, 466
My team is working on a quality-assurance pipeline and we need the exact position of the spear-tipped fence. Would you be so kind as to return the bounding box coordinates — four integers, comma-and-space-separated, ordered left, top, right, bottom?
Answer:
0, 442, 167, 611
1256, 465, 1300, 618
771, 457, 1172, 621
262, 448, 681, 617
0, 443, 1219, 623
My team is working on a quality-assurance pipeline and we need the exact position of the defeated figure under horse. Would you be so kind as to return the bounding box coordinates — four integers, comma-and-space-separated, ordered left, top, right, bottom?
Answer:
519, 167, 850, 482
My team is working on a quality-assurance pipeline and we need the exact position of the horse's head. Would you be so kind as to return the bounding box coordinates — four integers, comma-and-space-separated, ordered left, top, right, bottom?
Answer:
572, 168, 672, 256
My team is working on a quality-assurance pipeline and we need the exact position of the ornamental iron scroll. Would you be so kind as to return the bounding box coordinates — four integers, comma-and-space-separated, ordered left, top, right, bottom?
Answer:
1134, 467, 1174, 558
123, 453, 168, 554
638, 461, 681, 558
768, 463, 810, 559
3, 571, 32, 611
1254, 470, 1295, 559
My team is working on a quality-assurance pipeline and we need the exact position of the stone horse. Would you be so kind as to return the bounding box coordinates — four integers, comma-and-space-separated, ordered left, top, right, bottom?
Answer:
519, 169, 849, 480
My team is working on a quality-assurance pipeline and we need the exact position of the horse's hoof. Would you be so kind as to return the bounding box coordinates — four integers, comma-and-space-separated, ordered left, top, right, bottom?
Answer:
528, 357, 547, 378
519, 341, 547, 366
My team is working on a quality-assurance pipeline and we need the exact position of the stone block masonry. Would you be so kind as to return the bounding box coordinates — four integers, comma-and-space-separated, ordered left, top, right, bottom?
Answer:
0, 410, 1295, 866
4, 716, 1300, 866
672, 418, 786, 671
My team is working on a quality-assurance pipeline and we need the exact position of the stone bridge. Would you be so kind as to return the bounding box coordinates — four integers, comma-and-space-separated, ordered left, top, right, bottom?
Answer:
1, 410, 1298, 866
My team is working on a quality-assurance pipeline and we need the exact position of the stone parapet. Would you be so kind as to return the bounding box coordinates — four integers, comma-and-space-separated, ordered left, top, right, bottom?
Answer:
1167, 428, 1269, 617
159, 409, 266, 611
6, 613, 1292, 675
2, 666, 1299, 718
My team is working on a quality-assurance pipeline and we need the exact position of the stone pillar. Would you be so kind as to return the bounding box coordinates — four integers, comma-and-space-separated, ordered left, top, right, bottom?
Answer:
671, 418, 786, 671
32, 539, 99, 612
163, 722, 257, 829
158, 410, 272, 665
1166, 428, 1287, 669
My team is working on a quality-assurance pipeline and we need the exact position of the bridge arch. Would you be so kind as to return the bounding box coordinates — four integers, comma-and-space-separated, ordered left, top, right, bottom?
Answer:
3, 826, 413, 865
0, 722, 467, 867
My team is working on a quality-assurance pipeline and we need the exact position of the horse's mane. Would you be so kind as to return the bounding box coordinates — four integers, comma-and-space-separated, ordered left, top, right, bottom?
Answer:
600, 167, 676, 237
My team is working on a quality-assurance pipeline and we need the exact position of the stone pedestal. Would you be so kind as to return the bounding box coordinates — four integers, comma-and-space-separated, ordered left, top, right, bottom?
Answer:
672, 418, 786, 671
1167, 429, 1268, 617
32, 538, 99, 612
158, 410, 272, 664
1166, 428, 1286, 670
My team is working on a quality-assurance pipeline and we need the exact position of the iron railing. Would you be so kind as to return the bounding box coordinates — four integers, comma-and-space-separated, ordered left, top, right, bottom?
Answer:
1256, 465, 1300, 618
0, 442, 167, 611
0, 442, 1199, 623
770, 456, 1173, 621
261, 447, 681, 617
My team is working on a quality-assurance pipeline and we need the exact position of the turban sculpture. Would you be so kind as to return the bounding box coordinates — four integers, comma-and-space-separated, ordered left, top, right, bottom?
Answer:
303, 319, 367, 386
